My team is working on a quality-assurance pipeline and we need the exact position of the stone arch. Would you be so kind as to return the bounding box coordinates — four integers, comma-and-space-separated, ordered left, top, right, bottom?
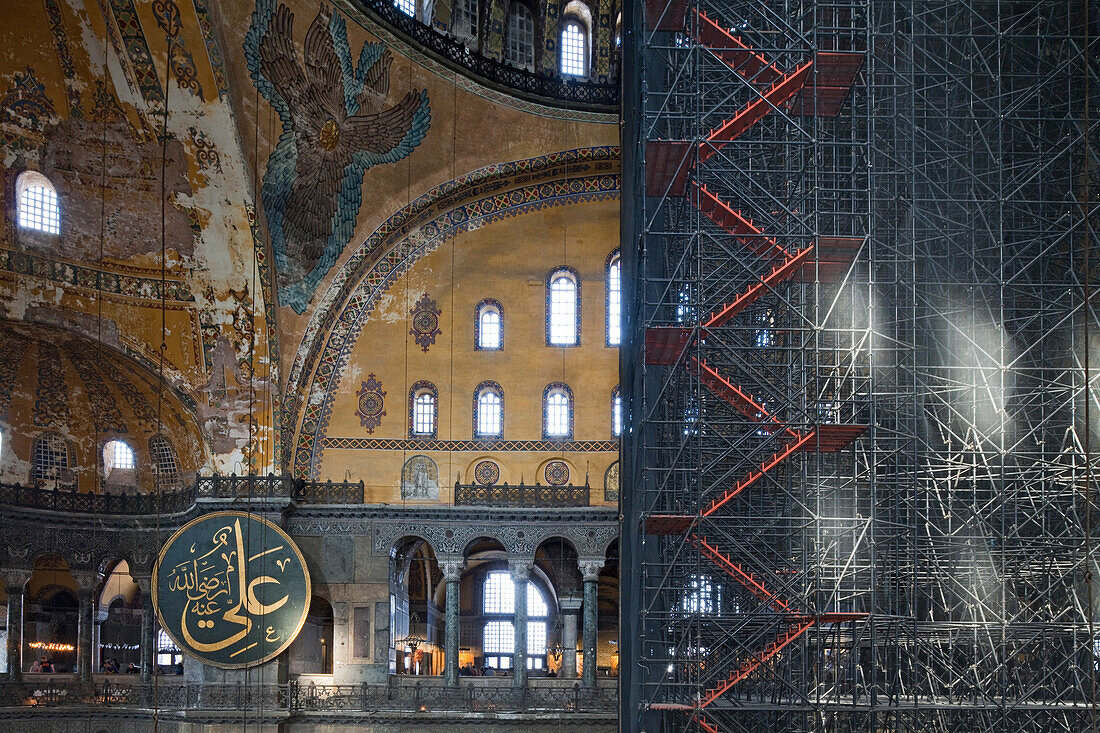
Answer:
285, 148, 621, 479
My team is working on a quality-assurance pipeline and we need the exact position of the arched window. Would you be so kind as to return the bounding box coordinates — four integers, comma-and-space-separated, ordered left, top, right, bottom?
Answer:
546, 267, 580, 346
483, 570, 549, 670
560, 19, 587, 76
17, 171, 60, 235
409, 382, 438, 438
475, 299, 503, 350
32, 432, 70, 485
504, 2, 535, 70
612, 387, 622, 437
149, 436, 181, 489
606, 250, 621, 346
543, 383, 573, 440
103, 439, 135, 479
474, 381, 504, 438
452, 0, 478, 42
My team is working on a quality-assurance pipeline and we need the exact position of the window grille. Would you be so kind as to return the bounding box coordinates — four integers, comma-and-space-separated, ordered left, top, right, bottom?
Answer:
548, 274, 578, 345
150, 436, 181, 488
505, 3, 535, 69
18, 173, 60, 235
560, 20, 586, 76
33, 433, 69, 483
607, 254, 621, 345
477, 389, 503, 437
545, 390, 571, 437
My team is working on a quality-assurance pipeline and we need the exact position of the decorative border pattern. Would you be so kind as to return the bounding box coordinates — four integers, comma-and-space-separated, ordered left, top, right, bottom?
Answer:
541, 382, 573, 441
289, 152, 619, 479
473, 297, 504, 351
42, 0, 83, 117
408, 381, 438, 439
108, 0, 164, 106
473, 380, 504, 438
545, 265, 581, 347
323, 437, 617, 452
0, 248, 194, 302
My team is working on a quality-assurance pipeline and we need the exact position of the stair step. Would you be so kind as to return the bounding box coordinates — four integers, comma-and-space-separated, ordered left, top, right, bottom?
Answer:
700, 60, 813, 162
645, 140, 693, 196
696, 10, 783, 85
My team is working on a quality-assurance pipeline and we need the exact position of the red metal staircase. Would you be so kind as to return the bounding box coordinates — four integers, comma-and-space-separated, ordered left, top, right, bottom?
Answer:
641, 12, 867, 727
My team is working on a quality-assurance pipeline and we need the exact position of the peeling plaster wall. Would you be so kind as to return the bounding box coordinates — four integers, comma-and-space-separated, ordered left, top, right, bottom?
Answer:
0, 0, 279, 475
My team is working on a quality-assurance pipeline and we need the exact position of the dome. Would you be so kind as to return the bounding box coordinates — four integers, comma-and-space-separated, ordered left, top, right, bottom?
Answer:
0, 320, 204, 492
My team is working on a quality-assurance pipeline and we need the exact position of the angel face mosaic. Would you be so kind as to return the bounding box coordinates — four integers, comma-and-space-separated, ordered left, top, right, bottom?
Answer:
152, 511, 311, 669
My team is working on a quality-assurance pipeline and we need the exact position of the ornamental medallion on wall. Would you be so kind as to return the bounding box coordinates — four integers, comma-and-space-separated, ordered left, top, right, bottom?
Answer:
356, 374, 386, 433
409, 293, 442, 352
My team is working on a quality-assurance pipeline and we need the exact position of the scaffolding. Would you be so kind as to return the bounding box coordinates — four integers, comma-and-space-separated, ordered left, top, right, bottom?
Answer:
620, 1, 1098, 731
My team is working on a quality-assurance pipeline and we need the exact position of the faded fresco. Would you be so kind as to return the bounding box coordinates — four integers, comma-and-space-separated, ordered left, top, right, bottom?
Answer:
401, 454, 438, 501
244, 1, 432, 313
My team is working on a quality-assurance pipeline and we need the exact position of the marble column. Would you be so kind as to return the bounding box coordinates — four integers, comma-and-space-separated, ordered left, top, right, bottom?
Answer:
440, 557, 464, 686
510, 560, 530, 688
136, 577, 155, 682
74, 574, 96, 682
3, 570, 29, 680
579, 559, 604, 688
559, 597, 581, 679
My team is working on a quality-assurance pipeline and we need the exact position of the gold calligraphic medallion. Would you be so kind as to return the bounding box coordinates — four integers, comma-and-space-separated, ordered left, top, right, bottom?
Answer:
152, 511, 311, 669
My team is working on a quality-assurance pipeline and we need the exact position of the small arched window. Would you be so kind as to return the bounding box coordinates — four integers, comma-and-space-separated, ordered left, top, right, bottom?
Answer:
504, 2, 535, 70
33, 432, 70, 485
560, 19, 587, 76
17, 171, 60, 235
546, 267, 580, 346
476, 299, 503, 350
103, 439, 136, 479
543, 383, 573, 440
475, 381, 504, 438
149, 435, 181, 489
410, 382, 438, 438
612, 386, 622, 438
606, 250, 621, 346
452, 0, 478, 42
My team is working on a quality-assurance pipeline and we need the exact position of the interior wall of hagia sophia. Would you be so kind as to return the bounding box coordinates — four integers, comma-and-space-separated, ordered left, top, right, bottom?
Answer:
0, 0, 621, 709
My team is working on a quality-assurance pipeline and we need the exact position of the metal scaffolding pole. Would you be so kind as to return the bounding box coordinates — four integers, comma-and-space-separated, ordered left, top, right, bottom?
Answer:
621, 1, 1099, 731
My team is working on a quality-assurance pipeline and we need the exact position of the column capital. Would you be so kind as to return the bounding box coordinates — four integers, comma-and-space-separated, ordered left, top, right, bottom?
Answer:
71, 571, 97, 596
578, 558, 604, 582
508, 559, 532, 580
132, 574, 153, 596
0, 568, 31, 593
438, 556, 465, 582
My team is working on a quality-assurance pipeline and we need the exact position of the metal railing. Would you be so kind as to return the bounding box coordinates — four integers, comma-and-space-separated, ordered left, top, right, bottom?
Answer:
454, 481, 591, 507
0, 474, 366, 515
0, 482, 195, 515
352, 0, 619, 111
0, 679, 617, 714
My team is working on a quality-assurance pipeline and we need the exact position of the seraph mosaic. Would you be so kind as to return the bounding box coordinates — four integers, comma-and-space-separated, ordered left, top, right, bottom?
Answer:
245, 1, 432, 313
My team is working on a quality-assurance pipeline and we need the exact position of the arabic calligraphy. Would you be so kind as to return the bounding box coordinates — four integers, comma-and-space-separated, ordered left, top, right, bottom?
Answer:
153, 512, 310, 669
